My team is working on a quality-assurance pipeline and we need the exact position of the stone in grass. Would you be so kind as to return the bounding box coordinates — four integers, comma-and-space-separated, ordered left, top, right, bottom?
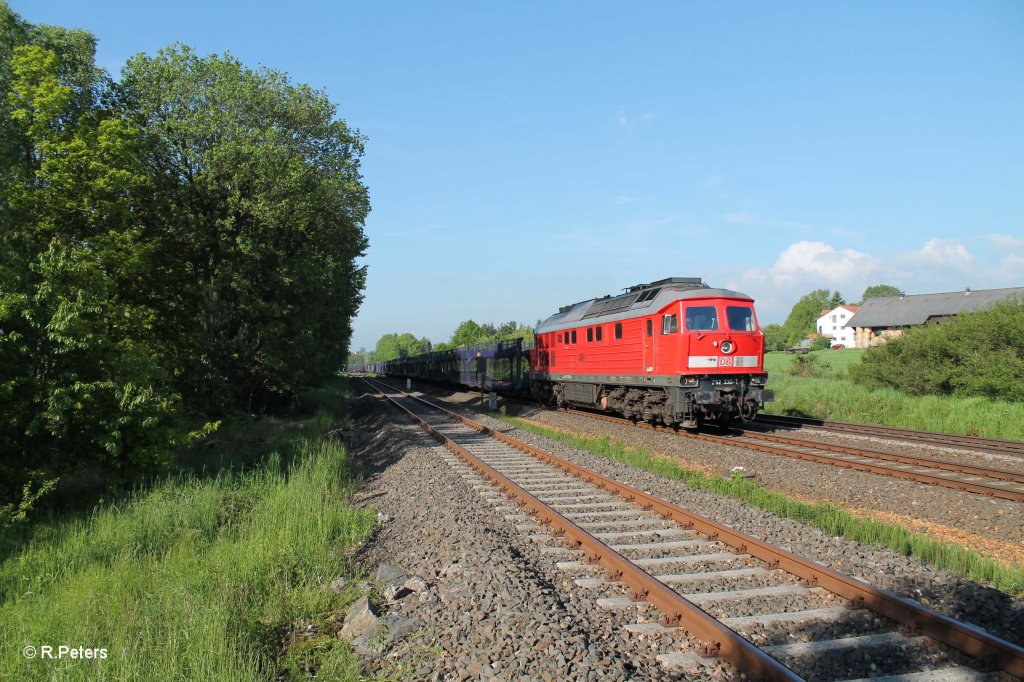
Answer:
338, 596, 379, 640
329, 576, 348, 594
351, 615, 423, 656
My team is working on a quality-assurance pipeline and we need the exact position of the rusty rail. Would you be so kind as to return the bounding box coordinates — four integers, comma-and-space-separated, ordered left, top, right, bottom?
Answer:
364, 378, 802, 681
562, 408, 1024, 503
756, 413, 1024, 457
366, 379, 1024, 678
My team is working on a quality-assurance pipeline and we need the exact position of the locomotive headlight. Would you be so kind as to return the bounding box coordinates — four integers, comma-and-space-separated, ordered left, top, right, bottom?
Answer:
720, 340, 735, 354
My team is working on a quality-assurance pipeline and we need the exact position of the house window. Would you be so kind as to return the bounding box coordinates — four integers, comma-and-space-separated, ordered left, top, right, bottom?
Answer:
832, 314, 837, 322
596, 326, 603, 342
662, 314, 678, 334
614, 323, 622, 339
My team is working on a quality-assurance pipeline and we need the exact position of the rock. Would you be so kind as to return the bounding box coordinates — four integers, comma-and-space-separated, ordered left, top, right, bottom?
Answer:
351, 615, 423, 655
403, 575, 428, 593
376, 511, 391, 524
339, 596, 379, 640
375, 562, 408, 587
329, 576, 348, 594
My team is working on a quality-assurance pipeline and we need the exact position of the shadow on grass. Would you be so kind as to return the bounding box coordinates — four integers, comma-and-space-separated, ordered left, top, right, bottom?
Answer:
0, 376, 358, 563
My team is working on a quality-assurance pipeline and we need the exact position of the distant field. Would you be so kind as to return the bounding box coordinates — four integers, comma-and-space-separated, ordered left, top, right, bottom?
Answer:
762, 350, 1024, 441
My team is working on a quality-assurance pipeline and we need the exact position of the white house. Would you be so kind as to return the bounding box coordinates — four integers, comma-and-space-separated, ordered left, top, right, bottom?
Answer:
816, 305, 859, 347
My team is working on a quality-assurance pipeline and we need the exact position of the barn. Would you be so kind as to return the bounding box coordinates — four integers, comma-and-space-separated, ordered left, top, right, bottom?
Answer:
845, 286, 1024, 348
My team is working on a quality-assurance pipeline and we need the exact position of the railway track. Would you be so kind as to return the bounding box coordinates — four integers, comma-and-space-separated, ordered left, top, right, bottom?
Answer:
560, 408, 1024, 504
364, 377, 1024, 681
755, 414, 1024, 458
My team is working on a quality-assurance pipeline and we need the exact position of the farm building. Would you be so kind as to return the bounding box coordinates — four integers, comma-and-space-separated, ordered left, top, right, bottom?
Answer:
816, 305, 859, 347
845, 286, 1024, 348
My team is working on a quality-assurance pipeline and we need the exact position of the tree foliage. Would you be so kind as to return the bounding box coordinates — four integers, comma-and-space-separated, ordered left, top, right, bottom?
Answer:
859, 284, 904, 304
850, 298, 1024, 401
761, 323, 787, 352
0, 7, 369, 524
433, 319, 533, 350
781, 289, 844, 344
374, 333, 431, 362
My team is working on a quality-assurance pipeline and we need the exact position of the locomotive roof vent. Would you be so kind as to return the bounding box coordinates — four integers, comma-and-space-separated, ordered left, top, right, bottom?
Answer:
627, 276, 707, 292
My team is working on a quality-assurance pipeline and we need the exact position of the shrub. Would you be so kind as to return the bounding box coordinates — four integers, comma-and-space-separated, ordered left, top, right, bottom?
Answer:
789, 353, 831, 378
851, 298, 1024, 401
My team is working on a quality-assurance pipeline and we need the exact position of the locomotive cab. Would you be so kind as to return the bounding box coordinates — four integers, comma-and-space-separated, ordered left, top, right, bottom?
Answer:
677, 299, 771, 426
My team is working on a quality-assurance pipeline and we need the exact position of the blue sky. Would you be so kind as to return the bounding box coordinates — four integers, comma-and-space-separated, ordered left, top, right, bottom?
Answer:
14, 0, 1024, 350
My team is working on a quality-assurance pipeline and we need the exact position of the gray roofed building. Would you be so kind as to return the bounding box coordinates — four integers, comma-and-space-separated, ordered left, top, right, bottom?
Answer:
845, 286, 1024, 348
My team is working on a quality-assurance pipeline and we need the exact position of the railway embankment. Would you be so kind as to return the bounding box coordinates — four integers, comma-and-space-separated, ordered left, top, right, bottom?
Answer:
347, 384, 1023, 679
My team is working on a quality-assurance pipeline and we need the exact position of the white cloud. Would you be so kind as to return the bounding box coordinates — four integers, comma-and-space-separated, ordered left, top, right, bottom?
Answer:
770, 241, 877, 284
999, 253, 1024, 276
723, 237, 993, 324
988, 233, 1024, 251
897, 238, 976, 271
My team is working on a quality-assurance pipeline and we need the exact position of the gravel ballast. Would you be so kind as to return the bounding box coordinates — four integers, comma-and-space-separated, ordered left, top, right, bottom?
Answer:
347, 387, 1023, 680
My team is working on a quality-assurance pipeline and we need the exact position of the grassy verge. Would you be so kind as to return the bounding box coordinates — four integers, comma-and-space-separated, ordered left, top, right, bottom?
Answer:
495, 414, 1024, 597
764, 351, 1024, 440
1, 379, 374, 681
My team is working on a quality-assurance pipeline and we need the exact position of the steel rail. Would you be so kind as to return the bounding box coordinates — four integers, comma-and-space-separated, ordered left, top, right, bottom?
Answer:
756, 414, 1024, 456
366, 379, 1024, 678
561, 408, 1024, 504
362, 378, 802, 681
737, 429, 1024, 485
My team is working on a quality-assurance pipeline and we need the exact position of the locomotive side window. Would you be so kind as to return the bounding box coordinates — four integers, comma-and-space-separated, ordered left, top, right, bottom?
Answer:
685, 306, 718, 331
614, 323, 622, 339
596, 326, 603, 341
571, 330, 577, 344
646, 319, 652, 337
726, 306, 756, 331
661, 314, 678, 334
587, 328, 593, 343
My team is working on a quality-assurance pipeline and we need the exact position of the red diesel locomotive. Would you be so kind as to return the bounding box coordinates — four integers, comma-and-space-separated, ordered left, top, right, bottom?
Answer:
529, 277, 772, 428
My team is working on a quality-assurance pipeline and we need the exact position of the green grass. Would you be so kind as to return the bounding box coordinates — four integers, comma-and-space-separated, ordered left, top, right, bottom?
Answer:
496, 414, 1024, 598
1, 380, 375, 681
763, 350, 1024, 440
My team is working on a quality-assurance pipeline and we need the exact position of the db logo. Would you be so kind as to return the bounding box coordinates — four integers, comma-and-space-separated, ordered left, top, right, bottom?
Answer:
718, 356, 734, 367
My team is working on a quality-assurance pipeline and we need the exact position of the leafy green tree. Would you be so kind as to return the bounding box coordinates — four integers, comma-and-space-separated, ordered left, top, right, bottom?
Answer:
859, 284, 904, 304
1, 16, 186, 524
762, 323, 787, 351
782, 289, 844, 343
374, 333, 431, 362
117, 45, 370, 412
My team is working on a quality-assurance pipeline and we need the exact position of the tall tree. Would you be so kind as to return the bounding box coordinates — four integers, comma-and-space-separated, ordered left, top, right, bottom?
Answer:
117, 45, 370, 412
1, 14, 183, 523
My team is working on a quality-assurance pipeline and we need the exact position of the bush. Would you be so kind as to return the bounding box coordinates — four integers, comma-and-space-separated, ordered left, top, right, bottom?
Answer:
811, 336, 832, 351
788, 353, 831, 378
850, 298, 1024, 401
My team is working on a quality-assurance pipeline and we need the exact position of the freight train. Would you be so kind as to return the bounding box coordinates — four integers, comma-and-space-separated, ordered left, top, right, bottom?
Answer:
360, 277, 773, 428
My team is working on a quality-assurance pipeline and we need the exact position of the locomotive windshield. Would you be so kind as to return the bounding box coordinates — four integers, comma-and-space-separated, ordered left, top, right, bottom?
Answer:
726, 305, 757, 331
685, 306, 718, 331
